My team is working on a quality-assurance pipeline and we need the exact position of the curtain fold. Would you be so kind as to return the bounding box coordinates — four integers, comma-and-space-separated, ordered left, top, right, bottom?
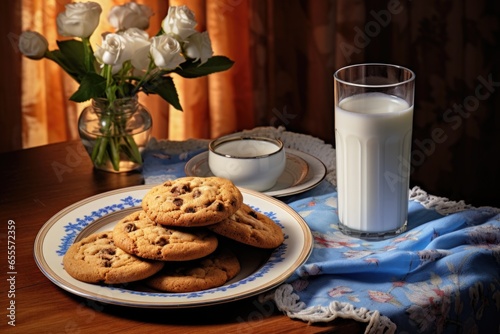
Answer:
21, 0, 75, 147
206, 0, 254, 138
168, 0, 211, 140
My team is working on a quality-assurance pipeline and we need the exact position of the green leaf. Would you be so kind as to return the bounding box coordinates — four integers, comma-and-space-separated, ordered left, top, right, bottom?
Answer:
143, 76, 183, 111
46, 50, 81, 82
56, 40, 88, 80
174, 56, 234, 78
118, 82, 136, 98
69, 73, 106, 102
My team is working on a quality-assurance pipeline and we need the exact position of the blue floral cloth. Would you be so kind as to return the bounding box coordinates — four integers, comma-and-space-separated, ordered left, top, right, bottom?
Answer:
283, 187, 500, 334
142, 147, 500, 334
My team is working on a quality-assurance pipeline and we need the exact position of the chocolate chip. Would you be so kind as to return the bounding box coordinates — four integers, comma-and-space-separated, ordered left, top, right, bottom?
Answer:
216, 202, 225, 212
171, 184, 191, 196
248, 211, 258, 219
102, 260, 112, 267
173, 198, 183, 206
155, 237, 168, 246
193, 189, 202, 198
102, 248, 116, 255
186, 207, 196, 213
125, 223, 136, 232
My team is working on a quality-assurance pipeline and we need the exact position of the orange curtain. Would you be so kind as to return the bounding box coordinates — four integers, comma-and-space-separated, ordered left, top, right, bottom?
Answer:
20, 0, 253, 148
21, 0, 76, 147
167, 0, 253, 140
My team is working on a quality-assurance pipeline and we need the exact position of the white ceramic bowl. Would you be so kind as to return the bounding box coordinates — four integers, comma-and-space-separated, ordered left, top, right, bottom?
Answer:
208, 136, 286, 191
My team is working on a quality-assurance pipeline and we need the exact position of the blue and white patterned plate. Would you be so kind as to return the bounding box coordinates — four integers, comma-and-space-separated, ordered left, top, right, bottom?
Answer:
34, 185, 312, 308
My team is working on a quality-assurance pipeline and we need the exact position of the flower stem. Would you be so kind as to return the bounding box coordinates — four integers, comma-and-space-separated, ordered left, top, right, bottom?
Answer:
109, 135, 120, 171
104, 64, 115, 101
93, 136, 109, 166
81, 38, 95, 73
131, 60, 157, 95
124, 134, 142, 164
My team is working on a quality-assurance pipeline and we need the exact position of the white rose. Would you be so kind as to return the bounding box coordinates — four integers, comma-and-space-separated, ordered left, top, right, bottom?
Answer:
108, 3, 154, 31
94, 33, 126, 73
119, 28, 151, 71
150, 35, 185, 70
184, 31, 213, 65
56, 1, 102, 38
161, 5, 197, 40
18, 31, 48, 59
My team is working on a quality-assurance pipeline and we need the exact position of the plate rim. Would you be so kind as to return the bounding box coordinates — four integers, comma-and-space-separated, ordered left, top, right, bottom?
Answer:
33, 184, 313, 308
184, 148, 326, 197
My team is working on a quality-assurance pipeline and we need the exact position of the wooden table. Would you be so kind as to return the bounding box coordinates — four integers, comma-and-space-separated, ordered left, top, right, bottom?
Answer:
0, 141, 367, 333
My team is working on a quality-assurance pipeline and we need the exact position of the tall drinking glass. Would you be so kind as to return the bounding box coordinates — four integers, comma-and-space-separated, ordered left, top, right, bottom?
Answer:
334, 63, 415, 239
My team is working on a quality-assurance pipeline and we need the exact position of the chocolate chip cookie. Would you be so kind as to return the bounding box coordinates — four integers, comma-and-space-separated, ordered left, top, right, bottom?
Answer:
113, 210, 218, 261
207, 203, 284, 249
145, 248, 241, 293
63, 231, 164, 284
142, 177, 243, 227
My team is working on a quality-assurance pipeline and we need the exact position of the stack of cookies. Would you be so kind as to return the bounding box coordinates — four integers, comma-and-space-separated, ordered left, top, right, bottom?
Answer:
63, 177, 284, 293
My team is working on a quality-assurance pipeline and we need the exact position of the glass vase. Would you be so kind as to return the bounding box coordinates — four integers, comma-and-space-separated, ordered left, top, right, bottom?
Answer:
78, 96, 152, 173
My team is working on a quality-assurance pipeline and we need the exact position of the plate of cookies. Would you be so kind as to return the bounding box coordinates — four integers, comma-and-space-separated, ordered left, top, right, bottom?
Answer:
34, 177, 313, 308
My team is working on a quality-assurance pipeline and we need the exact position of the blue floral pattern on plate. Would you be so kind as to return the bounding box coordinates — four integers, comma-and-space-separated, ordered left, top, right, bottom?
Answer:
56, 196, 142, 256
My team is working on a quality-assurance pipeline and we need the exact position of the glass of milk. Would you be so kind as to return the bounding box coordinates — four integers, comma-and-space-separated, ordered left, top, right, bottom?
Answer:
334, 63, 415, 239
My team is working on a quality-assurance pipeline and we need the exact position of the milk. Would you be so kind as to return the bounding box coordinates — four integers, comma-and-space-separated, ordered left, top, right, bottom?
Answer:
335, 92, 413, 233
